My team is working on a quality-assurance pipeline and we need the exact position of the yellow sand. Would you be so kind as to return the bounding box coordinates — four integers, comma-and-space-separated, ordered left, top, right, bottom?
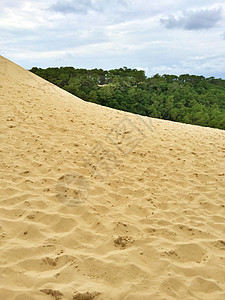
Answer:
0, 55, 225, 300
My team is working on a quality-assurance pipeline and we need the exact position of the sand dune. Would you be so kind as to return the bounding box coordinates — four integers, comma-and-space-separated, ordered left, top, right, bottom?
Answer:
0, 55, 225, 300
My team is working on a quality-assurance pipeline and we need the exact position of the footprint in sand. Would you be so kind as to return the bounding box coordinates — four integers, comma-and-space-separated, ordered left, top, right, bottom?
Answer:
55, 172, 90, 207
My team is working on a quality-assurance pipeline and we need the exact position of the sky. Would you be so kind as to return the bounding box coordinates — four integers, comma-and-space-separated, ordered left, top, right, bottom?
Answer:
0, 0, 225, 78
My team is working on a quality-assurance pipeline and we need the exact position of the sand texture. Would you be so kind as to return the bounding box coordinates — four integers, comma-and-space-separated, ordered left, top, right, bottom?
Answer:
0, 55, 225, 300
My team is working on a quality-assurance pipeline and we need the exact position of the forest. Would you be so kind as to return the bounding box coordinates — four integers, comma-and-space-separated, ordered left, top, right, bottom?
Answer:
30, 66, 225, 130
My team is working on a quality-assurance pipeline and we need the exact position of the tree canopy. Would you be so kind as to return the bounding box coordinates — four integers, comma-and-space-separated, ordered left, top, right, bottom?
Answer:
30, 66, 225, 130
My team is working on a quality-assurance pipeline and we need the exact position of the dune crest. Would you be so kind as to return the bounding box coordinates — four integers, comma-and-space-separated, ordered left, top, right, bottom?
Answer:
0, 55, 225, 299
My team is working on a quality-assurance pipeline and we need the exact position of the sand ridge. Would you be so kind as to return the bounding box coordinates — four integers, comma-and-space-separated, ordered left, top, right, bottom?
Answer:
0, 55, 225, 299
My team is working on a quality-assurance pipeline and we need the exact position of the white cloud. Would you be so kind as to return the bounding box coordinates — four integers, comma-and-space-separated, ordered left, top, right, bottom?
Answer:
0, 0, 225, 78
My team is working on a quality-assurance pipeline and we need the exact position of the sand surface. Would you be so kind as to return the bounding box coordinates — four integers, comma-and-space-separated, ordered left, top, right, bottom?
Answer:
0, 55, 225, 300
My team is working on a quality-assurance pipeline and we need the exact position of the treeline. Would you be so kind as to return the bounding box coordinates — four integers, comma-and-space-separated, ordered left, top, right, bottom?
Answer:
30, 66, 225, 129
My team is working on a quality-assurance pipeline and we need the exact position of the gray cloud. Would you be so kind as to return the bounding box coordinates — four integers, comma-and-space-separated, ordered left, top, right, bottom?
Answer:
161, 8, 222, 30
50, 0, 128, 15
51, 0, 95, 14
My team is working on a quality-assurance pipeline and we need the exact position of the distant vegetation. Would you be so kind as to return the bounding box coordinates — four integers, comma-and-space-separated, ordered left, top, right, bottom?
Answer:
30, 66, 225, 129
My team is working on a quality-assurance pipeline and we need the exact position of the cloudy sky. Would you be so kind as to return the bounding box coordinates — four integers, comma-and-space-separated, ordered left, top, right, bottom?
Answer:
1, 0, 225, 78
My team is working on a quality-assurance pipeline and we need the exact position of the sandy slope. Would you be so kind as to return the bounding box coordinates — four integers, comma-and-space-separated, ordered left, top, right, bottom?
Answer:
0, 55, 225, 300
